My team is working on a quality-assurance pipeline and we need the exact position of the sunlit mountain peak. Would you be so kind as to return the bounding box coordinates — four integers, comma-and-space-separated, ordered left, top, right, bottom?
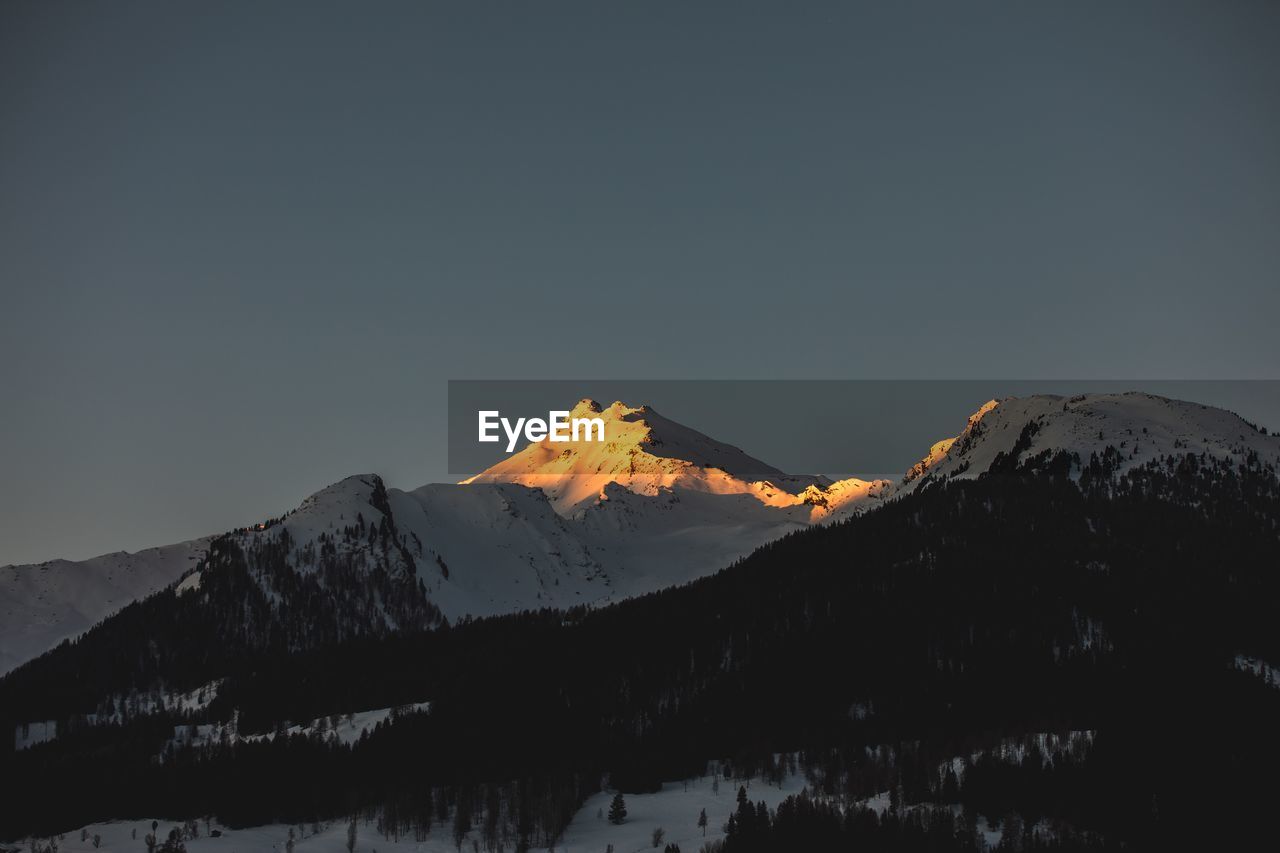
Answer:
461, 400, 883, 518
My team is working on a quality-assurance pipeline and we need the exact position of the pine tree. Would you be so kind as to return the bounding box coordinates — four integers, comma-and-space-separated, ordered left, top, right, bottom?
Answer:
698, 808, 708, 836
1002, 812, 1024, 850
608, 793, 627, 825
735, 786, 750, 830
159, 829, 186, 853
452, 795, 472, 850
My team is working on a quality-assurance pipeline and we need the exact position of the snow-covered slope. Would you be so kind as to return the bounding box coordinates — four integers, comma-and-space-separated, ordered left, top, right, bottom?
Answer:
0, 539, 211, 674
5, 733, 1096, 852
270, 470, 884, 623
167, 702, 432, 754
379, 399, 893, 616
0, 402, 891, 674
225, 399, 897, 624
903, 392, 1280, 487
10, 392, 1266, 677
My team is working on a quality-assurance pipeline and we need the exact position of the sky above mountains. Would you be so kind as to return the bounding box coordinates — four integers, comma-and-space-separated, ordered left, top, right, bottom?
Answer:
2, 1, 1279, 565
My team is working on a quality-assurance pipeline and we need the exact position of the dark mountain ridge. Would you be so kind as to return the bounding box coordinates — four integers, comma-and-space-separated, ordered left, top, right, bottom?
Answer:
4, 442, 1279, 850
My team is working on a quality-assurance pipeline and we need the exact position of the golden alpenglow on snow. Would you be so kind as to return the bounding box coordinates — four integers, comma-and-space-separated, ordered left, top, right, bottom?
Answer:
462, 398, 890, 518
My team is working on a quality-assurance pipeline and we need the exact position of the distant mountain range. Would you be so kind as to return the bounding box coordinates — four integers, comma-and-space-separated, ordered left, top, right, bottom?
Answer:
3, 391, 1276, 675
4, 390, 1280, 850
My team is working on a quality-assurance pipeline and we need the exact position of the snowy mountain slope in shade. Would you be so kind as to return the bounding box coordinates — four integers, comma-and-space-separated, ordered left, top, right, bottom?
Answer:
0, 419, 891, 675
2, 819, 410, 853
904, 392, 1280, 487
0, 769, 811, 853
388, 481, 611, 616
0, 539, 211, 674
0, 475, 413, 677
43, 394, 1270, 675
367, 475, 873, 620
237, 399, 883, 619
167, 702, 431, 754
8, 392, 1272, 677
231, 473, 419, 581
570, 483, 808, 596
388, 482, 891, 619
387, 398, 895, 615
9, 733, 1096, 851
550, 769, 811, 853
212, 472, 616, 620
16, 679, 224, 751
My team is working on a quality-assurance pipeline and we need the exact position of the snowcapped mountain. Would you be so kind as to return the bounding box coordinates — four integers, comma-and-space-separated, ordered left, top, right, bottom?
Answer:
0, 400, 890, 674
235, 396, 896, 622
464, 398, 836, 510
5, 392, 1273, 677
0, 539, 211, 675
904, 392, 1280, 487
7, 392, 1278, 851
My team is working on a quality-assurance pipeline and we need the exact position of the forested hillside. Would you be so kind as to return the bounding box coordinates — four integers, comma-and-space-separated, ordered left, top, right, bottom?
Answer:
5, 445, 1278, 850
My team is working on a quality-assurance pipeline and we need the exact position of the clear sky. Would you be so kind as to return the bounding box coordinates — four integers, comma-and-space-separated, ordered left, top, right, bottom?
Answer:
2, 1, 1278, 565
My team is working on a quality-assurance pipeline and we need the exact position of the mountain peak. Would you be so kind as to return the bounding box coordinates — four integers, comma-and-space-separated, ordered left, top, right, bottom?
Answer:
462, 400, 834, 512
904, 392, 1280, 486
571, 398, 605, 417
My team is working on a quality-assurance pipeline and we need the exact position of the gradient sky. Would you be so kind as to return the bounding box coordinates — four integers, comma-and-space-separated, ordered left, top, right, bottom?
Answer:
2, 1, 1278, 565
